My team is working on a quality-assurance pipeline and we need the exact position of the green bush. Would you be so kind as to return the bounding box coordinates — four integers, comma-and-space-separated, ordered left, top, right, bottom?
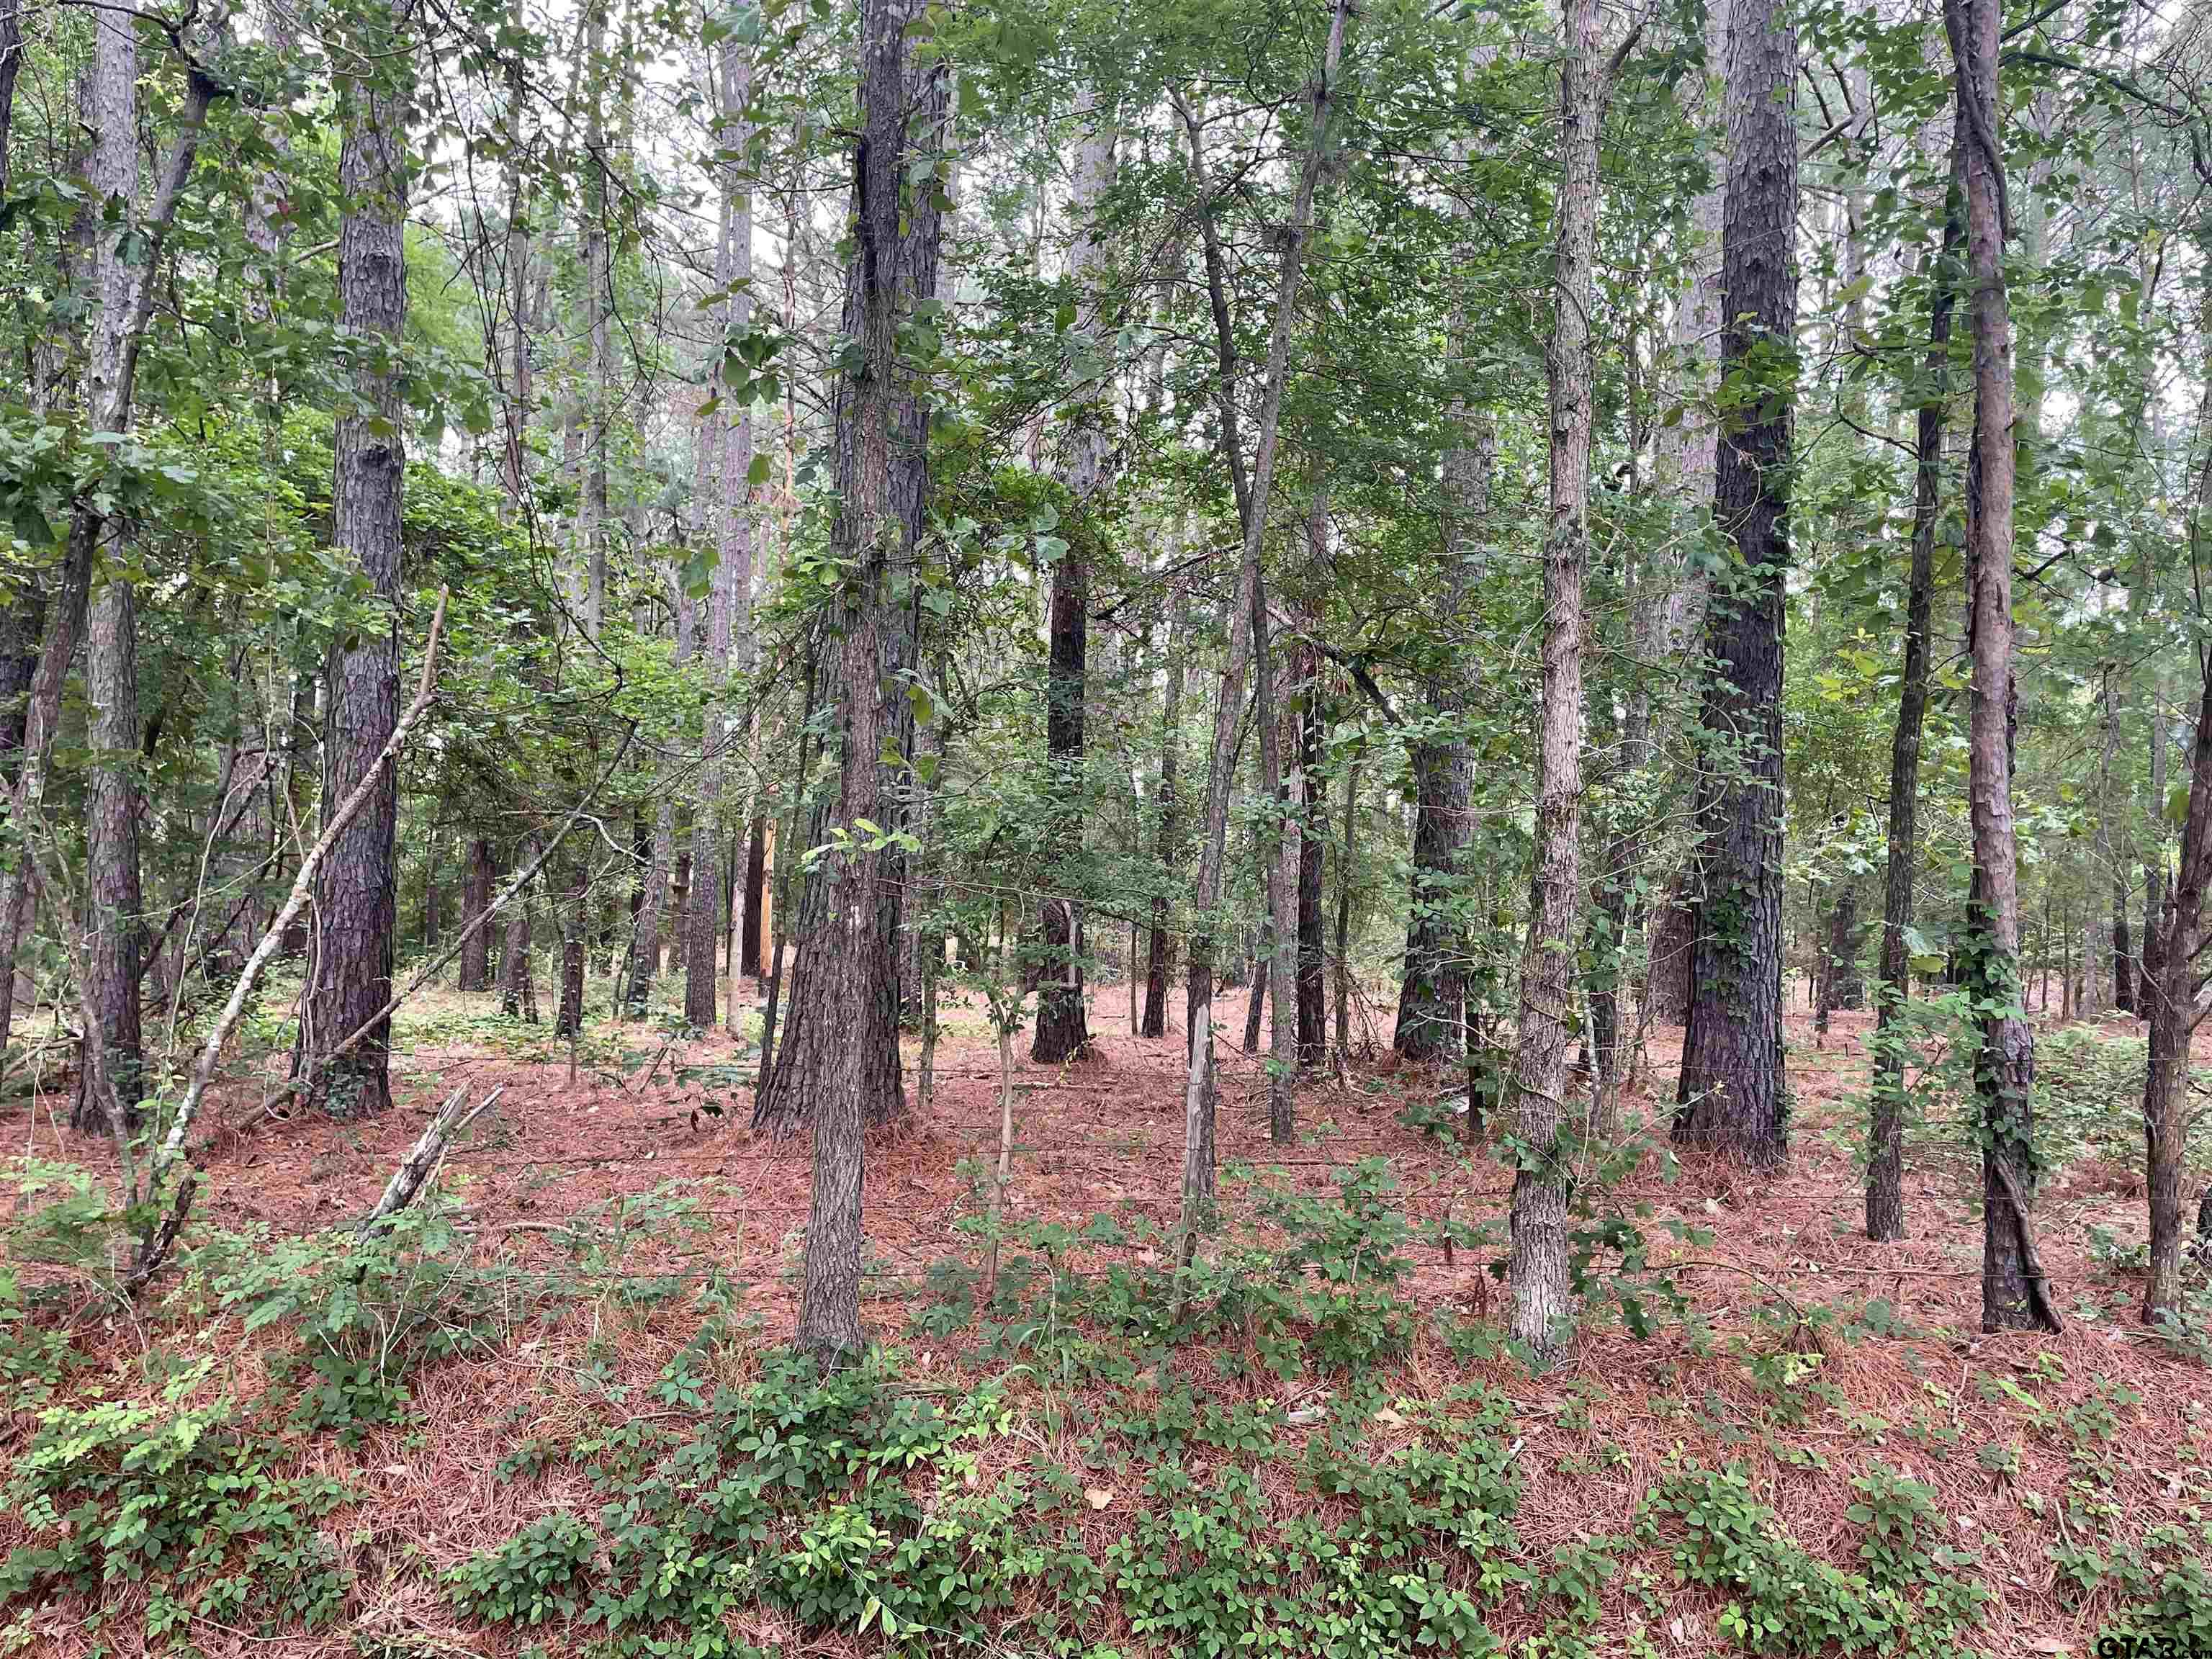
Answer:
0, 1362, 349, 1638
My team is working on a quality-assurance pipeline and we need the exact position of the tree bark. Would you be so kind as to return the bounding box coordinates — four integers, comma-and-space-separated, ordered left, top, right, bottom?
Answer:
291, 17, 411, 1119
74, 9, 145, 1133
788, 0, 945, 1365
1868, 140, 1963, 1241
459, 839, 495, 990
1950, 0, 2056, 1334
1511, 0, 1610, 1364
498, 840, 538, 1020
1335, 758, 1358, 1059
752, 57, 941, 1141
1674, 0, 1797, 1166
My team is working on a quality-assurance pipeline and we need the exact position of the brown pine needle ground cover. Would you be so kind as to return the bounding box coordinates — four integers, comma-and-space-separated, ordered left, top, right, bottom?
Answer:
3, 977, 2210, 1658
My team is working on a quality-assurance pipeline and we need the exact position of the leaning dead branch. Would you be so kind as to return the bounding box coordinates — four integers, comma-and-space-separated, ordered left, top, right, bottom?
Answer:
360, 1082, 505, 1233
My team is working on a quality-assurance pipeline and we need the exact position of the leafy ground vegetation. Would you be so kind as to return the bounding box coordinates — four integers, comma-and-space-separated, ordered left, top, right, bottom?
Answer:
4, 980, 2212, 1658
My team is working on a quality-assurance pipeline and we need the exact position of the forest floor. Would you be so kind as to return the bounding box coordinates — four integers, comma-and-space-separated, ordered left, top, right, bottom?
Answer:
3, 974, 2211, 1658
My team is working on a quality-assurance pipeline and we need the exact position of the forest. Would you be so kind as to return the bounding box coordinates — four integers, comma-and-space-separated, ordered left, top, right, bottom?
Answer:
4, 0, 2212, 1647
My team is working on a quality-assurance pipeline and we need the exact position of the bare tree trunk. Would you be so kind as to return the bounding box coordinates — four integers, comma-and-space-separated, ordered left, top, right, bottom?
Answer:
291, 16, 410, 1120
1335, 758, 1358, 1060
1950, 0, 2055, 1334
459, 840, 494, 989
498, 840, 537, 1020
789, 2, 945, 1365
1868, 136, 1963, 1241
1510, 0, 1612, 1364
1142, 580, 1187, 1038
1259, 636, 1298, 1142
1674, 0, 1797, 1165
1174, 0, 1348, 1244
73, 9, 145, 1133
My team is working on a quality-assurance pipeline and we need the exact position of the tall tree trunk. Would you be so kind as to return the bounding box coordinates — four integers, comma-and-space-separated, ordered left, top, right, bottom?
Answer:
0, 48, 220, 1054
1868, 136, 1963, 1241
1674, 0, 1797, 1165
2140, 283, 2212, 1323
1142, 580, 1187, 1038
2087, 667, 2119, 1016
1295, 639, 1326, 1066
73, 9, 145, 1134
555, 858, 585, 1039
1174, 0, 1346, 1241
1334, 757, 1359, 1058
788, 0, 945, 1364
687, 43, 753, 1030
459, 838, 495, 989
1259, 632, 1298, 1141
1950, 0, 2056, 1334
2141, 688, 2168, 1015
1510, 0, 1609, 1364
498, 841, 537, 1020
753, 43, 941, 1142
1033, 109, 1115, 1065
1815, 878, 1862, 1034
290, 11, 411, 1120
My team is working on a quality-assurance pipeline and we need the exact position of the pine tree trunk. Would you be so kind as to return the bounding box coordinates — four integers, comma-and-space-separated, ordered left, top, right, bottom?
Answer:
1510, 0, 1606, 1363
1335, 759, 1358, 1059
1868, 138, 1961, 1241
292, 18, 411, 1120
1675, 0, 1797, 1166
1295, 662, 1326, 1066
790, 0, 944, 1364
752, 50, 943, 1146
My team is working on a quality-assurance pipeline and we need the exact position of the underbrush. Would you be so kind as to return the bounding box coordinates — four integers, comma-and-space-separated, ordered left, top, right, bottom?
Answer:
1, 1149, 2207, 1653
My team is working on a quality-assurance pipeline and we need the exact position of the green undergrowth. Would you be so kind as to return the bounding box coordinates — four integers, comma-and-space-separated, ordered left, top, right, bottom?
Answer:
1, 1156, 2206, 1654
